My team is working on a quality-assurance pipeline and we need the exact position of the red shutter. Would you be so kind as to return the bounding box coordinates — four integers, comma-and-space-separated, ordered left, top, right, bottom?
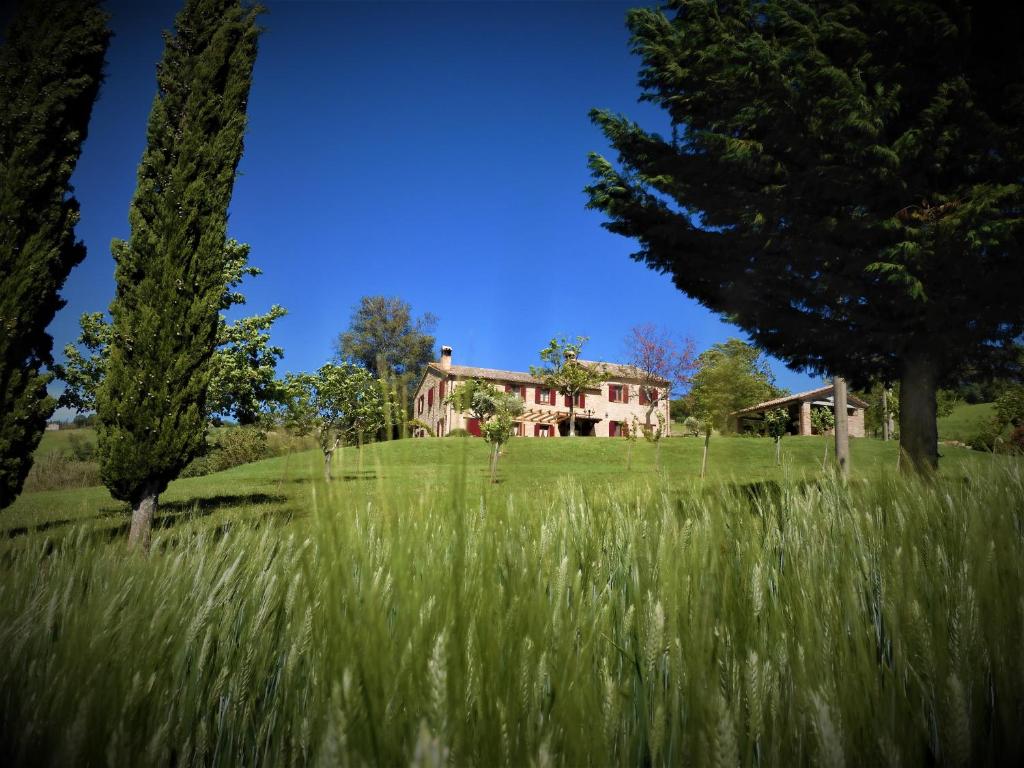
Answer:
609, 421, 616, 437
639, 388, 647, 405
466, 418, 481, 436
534, 424, 540, 436
534, 387, 541, 404
549, 390, 556, 405
565, 394, 571, 407
623, 384, 629, 402
504, 384, 511, 393
439, 381, 446, 399
579, 393, 585, 408
428, 387, 434, 408
520, 385, 526, 399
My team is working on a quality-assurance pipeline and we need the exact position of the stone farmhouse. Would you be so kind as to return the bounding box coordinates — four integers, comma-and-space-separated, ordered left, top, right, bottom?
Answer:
729, 385, 868, 437
412, 346, 672, 438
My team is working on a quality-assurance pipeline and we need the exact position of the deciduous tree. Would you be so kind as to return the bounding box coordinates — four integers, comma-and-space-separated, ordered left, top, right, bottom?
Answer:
283, 364, 391, 481
625, 323, 696, 430
336, 296, 437, 389
764, 407, 789, 466
96, 0, 261, 551
0, 0, 110, 509
688, 338, 781, 478
530, 337, 605, 437
55, 240, 286, 423
587, 0, 1024, 474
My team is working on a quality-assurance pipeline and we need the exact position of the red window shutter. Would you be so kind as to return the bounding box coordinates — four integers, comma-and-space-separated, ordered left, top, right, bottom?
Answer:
505, 384, 511, 393
623, 384, 629, 402
428, 388, 434, 408
520, 385, 526, 399
639, 388, 647, 405
549, 390, 556, 405
565, 394, 571, 407
467, 418, 481, 436
534, 387, 541, 404
439, 381, 446, 399
579, 393, 586, 408
609, 421, 616, 437
534, 424, 540, 436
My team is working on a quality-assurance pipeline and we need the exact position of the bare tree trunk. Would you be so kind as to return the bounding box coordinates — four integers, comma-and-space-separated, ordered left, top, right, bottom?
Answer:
700, 430, 710, 479
323, 449, 333, 482
128, 483, 159, 552
775, 436, 781, 466
568, 403, 576, 437
833, 376, 850, 478
822, 439, 829, 469
490, 442, 499, 483
881, 387, 890, 441
899, 353, 939, 474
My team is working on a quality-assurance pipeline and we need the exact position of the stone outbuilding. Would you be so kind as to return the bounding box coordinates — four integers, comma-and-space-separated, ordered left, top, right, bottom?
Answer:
729, 385, 867, 437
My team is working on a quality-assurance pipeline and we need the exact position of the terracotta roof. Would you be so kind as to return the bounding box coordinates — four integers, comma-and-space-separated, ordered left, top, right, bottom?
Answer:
424, 359, 668, 386
730, 385, 869, 416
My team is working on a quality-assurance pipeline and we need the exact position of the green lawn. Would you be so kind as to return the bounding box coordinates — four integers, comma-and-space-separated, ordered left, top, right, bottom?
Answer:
2, 434, 995, 543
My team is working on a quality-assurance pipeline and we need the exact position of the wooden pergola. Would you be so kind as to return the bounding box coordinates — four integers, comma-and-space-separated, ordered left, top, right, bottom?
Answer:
518, 408, 570, 424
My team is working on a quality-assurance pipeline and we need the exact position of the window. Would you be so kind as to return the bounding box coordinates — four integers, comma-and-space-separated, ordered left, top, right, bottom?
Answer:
427, 387, 434, 408
608, 384, 623, 403
535, 424, 551, 437
418, 395, 424, 415
565, 393, 585, 408
535, 387, 550, 405
609, 421, 628, 437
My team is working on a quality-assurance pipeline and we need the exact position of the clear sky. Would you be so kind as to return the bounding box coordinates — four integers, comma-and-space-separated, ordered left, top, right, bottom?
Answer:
50, 0, 823, 415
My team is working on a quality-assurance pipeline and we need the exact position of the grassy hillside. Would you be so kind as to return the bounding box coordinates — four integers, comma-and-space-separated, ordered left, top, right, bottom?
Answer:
938, 402, 996, 443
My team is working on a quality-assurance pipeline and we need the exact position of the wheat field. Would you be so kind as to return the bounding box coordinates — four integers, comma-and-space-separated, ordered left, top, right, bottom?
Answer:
1, 454, 1022, 765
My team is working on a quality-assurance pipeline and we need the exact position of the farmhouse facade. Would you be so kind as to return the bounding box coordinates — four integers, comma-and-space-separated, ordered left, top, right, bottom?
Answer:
729, 385, 868, 437
412, 346, 672, 438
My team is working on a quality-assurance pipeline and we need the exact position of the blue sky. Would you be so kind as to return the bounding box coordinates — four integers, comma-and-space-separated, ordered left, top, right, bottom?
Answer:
50, 0, 823, 415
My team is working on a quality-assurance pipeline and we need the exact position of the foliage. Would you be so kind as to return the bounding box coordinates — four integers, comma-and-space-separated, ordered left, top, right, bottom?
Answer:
407, 418, 435, 437
445, 378, 505, 426
96, 0, 261, 541
995, 385, 1024, 428
55, 241, 287, 424
811, 406, 836, 436
688, 339, 780, 433
680, 416, 701, 437
283, 364, 392, 463
0, 0, 110, 508
181, 426, 268, 478
2, 458, 1024, 764
530, 336, 605, 436
586, 1, 1024, 472
336, 296, 437, 382
446, 428, 470, 438
625, 324, 696, 425
763, 407, 790, 440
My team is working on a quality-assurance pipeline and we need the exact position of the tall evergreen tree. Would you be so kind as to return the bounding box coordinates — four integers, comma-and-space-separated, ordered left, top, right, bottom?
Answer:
97, 0, 261, 549
0, 0, 110, 509
587, 1, 1024, 473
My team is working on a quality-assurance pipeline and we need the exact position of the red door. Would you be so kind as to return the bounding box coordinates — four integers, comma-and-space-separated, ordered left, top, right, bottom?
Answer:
466, 418, 481, 436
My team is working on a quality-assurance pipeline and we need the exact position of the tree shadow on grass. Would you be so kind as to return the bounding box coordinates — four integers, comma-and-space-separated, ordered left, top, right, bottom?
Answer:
5, 492, 288, 541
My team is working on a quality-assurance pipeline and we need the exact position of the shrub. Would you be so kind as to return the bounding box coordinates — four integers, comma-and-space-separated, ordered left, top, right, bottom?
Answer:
66, 432, 95, 462
447, 428, 471, 437
181, 426, 269, 478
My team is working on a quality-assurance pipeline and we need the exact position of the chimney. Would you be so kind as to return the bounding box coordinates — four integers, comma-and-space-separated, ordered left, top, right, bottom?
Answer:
440, 345, 452, 371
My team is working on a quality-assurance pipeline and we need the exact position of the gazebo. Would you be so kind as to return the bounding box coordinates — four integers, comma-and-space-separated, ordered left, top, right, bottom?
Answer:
729, 385, 868, 437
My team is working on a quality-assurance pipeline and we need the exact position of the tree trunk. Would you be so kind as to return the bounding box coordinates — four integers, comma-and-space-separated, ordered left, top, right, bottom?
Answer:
899, 353, 939, 474
128, 483, 159, 552
775, 436, 781, 466
822, 439, 829, 470
568, 403, 576, 437
881, 387, 890, 441
323, 449, 333, 482
700, 430, 710, 479
490, 442, 499, 483
833, 376, 850, 478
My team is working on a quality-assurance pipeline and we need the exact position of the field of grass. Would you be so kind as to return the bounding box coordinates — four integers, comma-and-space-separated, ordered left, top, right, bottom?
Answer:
937, 402, 997, 443
2, 437, 1022, 764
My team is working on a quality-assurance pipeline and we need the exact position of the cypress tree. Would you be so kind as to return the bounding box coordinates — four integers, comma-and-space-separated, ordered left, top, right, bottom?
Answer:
97, 0, 261, 549
0, 0, 110, 509
587, 1, 1024, 473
